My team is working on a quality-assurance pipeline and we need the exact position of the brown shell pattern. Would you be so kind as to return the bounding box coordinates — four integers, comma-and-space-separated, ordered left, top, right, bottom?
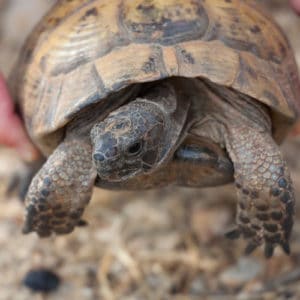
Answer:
13, 0, 300, 152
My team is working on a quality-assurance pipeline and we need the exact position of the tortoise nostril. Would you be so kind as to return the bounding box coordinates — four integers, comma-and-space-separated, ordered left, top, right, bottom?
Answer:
93, 153, 105, 162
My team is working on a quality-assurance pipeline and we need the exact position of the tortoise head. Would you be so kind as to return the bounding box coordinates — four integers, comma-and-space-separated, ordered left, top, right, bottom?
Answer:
91, 99, 167, 181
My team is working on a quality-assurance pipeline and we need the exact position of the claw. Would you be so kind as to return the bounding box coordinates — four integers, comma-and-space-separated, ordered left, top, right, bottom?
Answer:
280, 241, 291, 255
264, 243, 274, 258
225, 228, 241, 240
22, 206, 36, 234
22, 225, 32, 234
244, 242, 259, 255
77, 219, 88, 227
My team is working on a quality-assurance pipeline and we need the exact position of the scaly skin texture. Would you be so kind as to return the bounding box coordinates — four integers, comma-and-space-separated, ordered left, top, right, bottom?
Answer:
23, 138, 97, 237
196, 81, 295, 257
95, 135, 234, 190
22, 77, 295, 257
22, 79, 234, 238
22, 80, 192, 237
91, 79, 191, 182
225, 125, 294, 257
6, 0, 298, 257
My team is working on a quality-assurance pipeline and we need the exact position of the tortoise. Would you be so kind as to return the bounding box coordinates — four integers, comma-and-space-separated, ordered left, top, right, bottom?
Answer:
10, 0, 300, 257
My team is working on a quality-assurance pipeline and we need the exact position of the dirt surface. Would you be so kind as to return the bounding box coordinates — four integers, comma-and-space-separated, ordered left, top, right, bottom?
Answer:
1, 1, 300, 299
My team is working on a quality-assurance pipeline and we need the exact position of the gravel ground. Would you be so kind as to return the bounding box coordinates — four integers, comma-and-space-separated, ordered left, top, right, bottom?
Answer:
1, 1, 300, 299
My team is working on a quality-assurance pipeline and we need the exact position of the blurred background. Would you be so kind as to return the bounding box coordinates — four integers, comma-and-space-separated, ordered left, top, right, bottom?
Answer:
0, 1, 300, 299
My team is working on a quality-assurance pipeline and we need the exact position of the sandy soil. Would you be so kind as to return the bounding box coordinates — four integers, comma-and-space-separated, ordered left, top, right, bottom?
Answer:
1, 1, 300, 299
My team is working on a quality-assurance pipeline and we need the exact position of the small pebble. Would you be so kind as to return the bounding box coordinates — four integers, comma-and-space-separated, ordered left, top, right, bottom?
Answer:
219, 257, 264, 288
23, 268, 61, 292
189, 276, 206, 295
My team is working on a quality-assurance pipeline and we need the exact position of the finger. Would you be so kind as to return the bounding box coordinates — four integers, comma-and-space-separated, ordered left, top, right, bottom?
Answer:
0, 73, 41, 161
289, 0, 300, 14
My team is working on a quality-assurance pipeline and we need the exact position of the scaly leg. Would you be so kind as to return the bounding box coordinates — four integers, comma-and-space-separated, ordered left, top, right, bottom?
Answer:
23, 138, 97, 237
225, 125, 294, 257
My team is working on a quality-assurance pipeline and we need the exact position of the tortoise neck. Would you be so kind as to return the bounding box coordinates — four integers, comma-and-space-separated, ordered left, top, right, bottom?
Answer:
137, 78, 193, 163
201, 80, 272, 133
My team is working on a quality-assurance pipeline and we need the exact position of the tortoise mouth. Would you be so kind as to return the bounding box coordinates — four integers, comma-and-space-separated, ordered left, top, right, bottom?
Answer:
97, 167, 141, 182
93, 156, 144, 182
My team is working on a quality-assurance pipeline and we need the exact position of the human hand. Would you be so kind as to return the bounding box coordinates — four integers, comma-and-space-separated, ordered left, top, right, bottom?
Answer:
0, 72, 41, 161
290, 0, 300, 14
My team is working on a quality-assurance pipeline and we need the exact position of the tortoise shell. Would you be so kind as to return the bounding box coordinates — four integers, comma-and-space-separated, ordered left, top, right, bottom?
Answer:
13, 0, 300, 154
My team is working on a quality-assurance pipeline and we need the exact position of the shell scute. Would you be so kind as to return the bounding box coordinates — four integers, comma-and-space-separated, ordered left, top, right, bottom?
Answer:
13, 0, 300, 152
121, 0, 209, 45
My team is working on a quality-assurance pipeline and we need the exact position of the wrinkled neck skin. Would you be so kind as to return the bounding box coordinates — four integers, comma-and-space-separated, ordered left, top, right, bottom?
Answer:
190, 80, 272, 148
90, 78, 192, 182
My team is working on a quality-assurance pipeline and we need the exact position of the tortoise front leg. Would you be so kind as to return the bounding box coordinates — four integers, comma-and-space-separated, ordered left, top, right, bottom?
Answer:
23, 138, 97, 237
224, 125, 294, 257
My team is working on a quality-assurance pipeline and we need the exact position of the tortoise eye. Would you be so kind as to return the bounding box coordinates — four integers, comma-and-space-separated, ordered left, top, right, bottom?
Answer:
127, 141, 143, 156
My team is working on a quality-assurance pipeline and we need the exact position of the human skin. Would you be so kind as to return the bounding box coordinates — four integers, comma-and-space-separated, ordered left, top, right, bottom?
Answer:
0, 72, 41, 161
290, 0, 300, 14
